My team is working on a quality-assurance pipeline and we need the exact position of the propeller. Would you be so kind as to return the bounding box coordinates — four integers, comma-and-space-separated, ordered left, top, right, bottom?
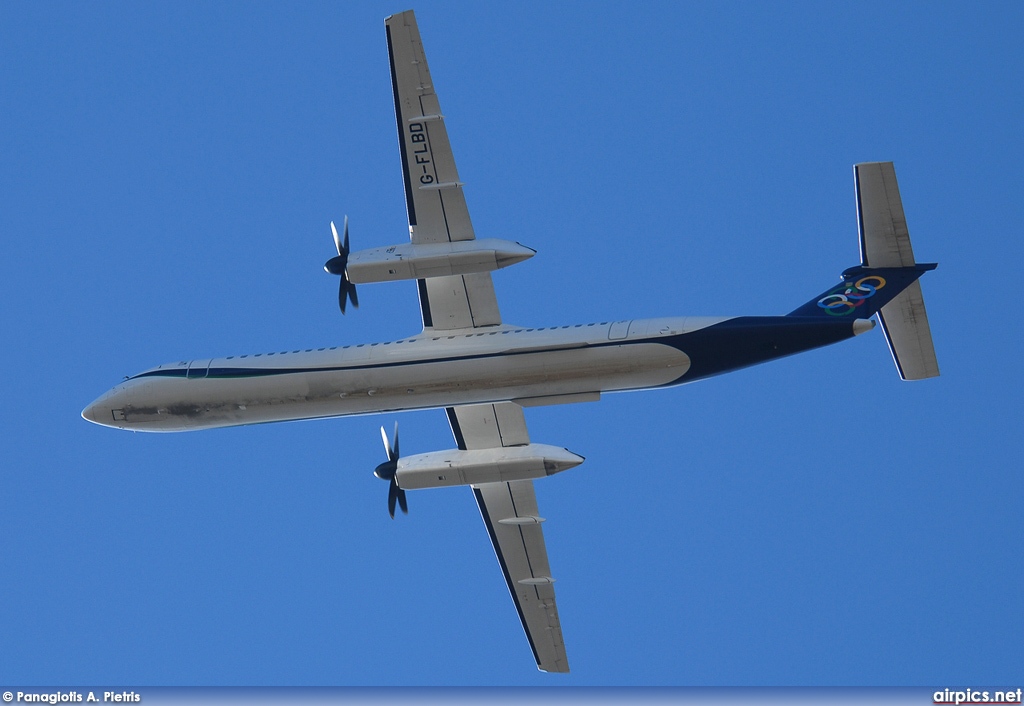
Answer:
373, 423, 408, 518
324, 216, 359, 314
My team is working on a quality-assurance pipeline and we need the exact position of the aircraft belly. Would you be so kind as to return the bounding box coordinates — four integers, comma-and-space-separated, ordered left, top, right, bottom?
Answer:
118, 341, 689, 431
353, 342, 690, 405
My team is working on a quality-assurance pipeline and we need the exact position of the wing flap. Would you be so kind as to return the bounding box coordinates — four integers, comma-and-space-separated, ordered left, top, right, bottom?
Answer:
424, 274, 501, 330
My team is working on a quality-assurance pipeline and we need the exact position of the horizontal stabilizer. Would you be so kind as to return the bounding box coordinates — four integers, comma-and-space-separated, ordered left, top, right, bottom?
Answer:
854, 161, 939, 379
856, 161, 916, 267
878, 280, 939, 380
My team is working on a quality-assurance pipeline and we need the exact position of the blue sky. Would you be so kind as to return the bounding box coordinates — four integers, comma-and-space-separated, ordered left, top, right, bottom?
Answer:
2, 0, 1022, 687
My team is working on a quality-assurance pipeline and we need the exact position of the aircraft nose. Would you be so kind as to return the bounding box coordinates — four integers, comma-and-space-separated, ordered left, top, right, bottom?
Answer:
82, 386, 126, 428
82, 396, 111, 426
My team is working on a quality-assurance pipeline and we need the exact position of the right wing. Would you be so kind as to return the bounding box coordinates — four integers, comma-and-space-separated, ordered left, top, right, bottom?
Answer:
385, 10, 501, 331
446, 402, 570, 673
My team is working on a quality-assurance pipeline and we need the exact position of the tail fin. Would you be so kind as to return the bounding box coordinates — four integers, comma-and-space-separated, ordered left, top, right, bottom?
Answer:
788, 263, 936, 321
789, 162, 940, 380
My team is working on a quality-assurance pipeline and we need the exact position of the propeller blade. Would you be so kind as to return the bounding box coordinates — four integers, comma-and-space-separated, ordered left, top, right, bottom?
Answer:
331, 220, 344, 257
380, 425, 393, 461
377, 423, 407, 518
327, 217, 357, 314
336, 280, 358, 315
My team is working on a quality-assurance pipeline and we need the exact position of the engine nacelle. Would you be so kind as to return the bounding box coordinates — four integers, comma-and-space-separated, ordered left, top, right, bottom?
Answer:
346, 238, 535, 284
395, 443, 583, 490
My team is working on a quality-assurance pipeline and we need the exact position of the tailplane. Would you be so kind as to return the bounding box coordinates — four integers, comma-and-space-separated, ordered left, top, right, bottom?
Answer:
789, 162, 939, 380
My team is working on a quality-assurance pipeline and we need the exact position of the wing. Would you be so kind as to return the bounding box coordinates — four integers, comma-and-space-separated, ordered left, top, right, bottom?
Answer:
385, 10, 501, 331
446, 402, 570, 673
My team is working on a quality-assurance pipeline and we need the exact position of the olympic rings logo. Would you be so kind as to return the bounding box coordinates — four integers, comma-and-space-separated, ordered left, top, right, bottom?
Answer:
817, 275, 886, 316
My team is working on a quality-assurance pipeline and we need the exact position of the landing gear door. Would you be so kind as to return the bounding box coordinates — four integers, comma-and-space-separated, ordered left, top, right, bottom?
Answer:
186, 359, 211, 379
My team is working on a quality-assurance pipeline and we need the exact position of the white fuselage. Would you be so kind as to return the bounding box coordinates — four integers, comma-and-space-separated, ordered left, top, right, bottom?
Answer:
83, 317, 724, 433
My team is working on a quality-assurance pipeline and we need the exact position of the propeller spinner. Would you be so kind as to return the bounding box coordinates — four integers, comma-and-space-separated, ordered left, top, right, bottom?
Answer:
373, 423, 408, 518
324, 217, 359, 314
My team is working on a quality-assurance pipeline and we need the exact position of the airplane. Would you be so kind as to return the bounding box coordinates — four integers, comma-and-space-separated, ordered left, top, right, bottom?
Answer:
82, 9, 939, 673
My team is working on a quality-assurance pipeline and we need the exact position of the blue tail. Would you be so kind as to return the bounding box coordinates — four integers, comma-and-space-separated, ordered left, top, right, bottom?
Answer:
788, 263, 937, 319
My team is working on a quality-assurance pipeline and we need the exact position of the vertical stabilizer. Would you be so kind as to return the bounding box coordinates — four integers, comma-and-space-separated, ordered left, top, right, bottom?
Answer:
854, 162, 939, 379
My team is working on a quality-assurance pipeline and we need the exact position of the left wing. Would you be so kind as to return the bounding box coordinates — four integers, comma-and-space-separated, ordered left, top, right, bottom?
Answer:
385, 10, 501, 331
446, 402, 570, 673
